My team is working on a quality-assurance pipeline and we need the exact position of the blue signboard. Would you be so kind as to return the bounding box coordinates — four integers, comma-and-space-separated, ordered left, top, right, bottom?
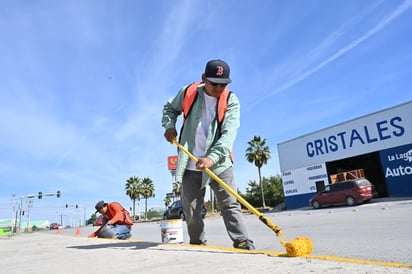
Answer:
379, 143, 412, 196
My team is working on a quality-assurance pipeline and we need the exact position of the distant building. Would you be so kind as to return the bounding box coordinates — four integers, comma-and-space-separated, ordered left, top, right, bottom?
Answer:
0, 219, 50, 231
277, 101, 412, 209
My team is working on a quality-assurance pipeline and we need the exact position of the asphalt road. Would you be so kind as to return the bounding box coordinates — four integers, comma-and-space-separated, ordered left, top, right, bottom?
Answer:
1, 197, 411, 274
49, 197, 412, 265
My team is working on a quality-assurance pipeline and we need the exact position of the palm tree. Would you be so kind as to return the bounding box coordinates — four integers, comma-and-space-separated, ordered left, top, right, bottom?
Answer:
172, 181, 181, 199
164, 196, 171, 208
245, 135, 271, 208
140, 177, 155, 220
125, 176, 142, 221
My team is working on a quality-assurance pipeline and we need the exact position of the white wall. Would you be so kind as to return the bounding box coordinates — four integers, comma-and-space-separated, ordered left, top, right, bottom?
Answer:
281, 163, 327, 196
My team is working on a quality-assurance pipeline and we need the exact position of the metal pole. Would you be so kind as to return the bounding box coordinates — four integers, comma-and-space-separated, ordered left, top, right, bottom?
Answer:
18, 197, 23, 233
26, 206, 30, 232
14, 210, 18, 234
27, 198, 34, 232
11, 194, 16, 235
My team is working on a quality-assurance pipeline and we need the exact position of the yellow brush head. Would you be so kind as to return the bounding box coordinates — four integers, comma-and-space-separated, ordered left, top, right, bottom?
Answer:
282, 237, 313, 257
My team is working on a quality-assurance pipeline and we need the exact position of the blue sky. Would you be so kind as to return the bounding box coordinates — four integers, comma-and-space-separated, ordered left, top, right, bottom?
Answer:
1, 0, 411, 223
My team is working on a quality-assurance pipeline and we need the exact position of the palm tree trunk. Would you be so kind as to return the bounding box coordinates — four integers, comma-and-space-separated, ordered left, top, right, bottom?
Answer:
258, 167, 266, 208
132, 199, 136, 221
145, 198, 148, 220
137, 199, 140, 219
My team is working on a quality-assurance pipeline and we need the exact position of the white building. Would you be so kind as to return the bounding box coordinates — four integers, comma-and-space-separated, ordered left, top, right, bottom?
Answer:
277, 101, 412, 209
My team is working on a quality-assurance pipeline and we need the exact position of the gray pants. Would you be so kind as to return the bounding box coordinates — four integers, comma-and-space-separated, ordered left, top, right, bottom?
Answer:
99, 218, 131, 239
181, 167, 249, 246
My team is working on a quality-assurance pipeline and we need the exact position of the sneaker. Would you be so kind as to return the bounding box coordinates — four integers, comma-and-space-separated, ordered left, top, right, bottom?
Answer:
190, 240, 207, 245
119, 232, 132, 240
235, 239, 255, 250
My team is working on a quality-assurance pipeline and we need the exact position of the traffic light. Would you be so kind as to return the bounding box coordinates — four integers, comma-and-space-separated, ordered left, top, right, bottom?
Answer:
56, 191, 61, 198
38, 192, 43, 199
65, 204, 68, 208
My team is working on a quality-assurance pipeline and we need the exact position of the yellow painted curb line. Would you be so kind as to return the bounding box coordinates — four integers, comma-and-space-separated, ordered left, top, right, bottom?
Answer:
159, 242, 412, 269
68, 235, 412, 269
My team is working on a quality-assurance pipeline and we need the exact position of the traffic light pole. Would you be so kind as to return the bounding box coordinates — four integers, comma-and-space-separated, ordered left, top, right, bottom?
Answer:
16, 191, 61, 233
65, 204, 85, 226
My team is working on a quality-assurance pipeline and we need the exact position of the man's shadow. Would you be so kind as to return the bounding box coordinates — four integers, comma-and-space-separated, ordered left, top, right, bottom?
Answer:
67, 240, 160, 250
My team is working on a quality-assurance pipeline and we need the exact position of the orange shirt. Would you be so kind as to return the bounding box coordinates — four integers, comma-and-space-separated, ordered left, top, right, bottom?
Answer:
104, 202, 133, 226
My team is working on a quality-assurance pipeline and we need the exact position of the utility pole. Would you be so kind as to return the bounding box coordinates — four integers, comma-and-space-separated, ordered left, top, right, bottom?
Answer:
26, 198, 34, 232
10, 194, 18, 234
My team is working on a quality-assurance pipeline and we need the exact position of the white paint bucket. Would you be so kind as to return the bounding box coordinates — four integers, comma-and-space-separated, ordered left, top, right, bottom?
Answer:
160, 219, 184, 244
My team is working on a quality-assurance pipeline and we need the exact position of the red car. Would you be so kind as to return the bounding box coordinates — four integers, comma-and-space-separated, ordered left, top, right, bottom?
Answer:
309, 178, 374, 209
49, 223, 60, 230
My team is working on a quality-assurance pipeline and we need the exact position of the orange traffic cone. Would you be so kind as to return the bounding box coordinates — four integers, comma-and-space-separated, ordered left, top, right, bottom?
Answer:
76, 227, 81, 236
56, 228, 61, 235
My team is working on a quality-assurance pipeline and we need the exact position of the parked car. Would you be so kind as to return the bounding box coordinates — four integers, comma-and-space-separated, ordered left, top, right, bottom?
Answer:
163, 200, 207, 220
49, 223, 60, 230
309, 178, 375, 209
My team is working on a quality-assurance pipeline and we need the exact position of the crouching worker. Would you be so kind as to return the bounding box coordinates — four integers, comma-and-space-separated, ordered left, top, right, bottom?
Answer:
88, 200, 133, 240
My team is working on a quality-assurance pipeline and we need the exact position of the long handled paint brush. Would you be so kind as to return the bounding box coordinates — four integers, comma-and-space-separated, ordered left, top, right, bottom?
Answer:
172, 138, 313, 256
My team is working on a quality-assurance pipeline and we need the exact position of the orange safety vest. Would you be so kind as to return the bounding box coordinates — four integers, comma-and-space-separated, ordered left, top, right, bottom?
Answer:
181, 82, 234, 162
182, 81, 231, 127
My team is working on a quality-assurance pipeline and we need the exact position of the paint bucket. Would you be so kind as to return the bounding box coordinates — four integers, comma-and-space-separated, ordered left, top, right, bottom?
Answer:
160, 219, 184, 244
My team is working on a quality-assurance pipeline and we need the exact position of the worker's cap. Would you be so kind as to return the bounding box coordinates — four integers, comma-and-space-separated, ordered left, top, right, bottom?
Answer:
204, 59, 232, 84
95, 200, 106, 213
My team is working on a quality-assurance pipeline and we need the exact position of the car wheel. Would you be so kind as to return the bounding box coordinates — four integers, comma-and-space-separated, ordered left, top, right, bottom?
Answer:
346, 196, 355, 206
311, 200, 321, 209
179, 212, 185, 221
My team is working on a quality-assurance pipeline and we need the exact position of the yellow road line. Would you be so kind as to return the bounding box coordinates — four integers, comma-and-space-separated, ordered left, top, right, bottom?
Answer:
72, 235, 412, 269
304, 254, 412, 269
161, 242, 412, 269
